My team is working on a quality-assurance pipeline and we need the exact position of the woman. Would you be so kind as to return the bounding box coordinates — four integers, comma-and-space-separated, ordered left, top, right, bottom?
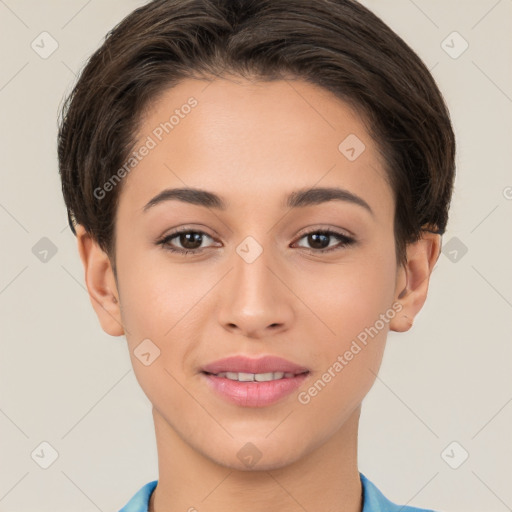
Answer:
57, 1, 455, 510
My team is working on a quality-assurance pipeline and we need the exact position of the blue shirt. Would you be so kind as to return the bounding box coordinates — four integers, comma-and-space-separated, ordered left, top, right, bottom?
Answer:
118, 472, 437, 511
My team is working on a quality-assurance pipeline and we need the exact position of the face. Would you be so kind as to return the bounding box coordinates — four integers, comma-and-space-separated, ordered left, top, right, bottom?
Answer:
87, 76, 416, 470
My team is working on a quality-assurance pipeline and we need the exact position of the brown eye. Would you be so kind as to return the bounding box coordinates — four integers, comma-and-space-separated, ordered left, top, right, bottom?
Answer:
177, 232, 204, 250
158, 230, 216, 254
307, 232, 330, 250
294, 230, 355, 253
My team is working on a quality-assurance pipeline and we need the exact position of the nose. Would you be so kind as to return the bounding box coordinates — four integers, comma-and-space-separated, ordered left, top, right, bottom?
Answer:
217, 246, 294, 338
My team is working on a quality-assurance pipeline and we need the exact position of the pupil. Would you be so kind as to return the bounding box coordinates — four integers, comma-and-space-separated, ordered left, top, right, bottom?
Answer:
309, 233, 329, 249
180, 232, 202, 249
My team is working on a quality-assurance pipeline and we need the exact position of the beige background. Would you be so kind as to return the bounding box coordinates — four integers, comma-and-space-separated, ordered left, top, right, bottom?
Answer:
0, 1, 511, 511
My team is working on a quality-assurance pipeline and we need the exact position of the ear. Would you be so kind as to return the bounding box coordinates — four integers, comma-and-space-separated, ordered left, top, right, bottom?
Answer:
389, 230, 441, 333
75, 225, 125, 336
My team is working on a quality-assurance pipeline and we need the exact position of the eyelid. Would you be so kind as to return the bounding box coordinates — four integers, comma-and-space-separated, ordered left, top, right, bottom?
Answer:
291, 228, 355, 252
157, 227, 219, 250
294, 224, 355, 240
156, 228, 356, 258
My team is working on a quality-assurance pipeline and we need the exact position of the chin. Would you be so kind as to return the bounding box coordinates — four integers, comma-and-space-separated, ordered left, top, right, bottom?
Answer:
205, 437, 309, 472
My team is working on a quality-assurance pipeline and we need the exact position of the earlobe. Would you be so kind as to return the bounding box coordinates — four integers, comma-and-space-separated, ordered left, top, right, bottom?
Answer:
75, 225, 125, 337
390, 231, 441, 333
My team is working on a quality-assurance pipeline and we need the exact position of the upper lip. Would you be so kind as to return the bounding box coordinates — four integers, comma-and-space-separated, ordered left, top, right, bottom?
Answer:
201, 355, 309, 375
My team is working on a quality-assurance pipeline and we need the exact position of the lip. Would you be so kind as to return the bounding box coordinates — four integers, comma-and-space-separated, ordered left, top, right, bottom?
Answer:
201, 355, 309, 375
201, 372, 310, 407
200, 355, 310, 408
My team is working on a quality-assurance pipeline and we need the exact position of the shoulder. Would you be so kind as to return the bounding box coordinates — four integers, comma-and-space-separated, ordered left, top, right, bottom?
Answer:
118, 475, 438, 512
118, 480, 158, 512
360, 472, 438, 512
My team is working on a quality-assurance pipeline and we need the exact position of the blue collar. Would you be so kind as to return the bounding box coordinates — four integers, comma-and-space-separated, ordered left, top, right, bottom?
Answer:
119, 472, 436, 512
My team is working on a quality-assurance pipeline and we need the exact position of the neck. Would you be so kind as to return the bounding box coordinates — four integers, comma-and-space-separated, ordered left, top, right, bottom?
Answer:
149, 405, 363, 512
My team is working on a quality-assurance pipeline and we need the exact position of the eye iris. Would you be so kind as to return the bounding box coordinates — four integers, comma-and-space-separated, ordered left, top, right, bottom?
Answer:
308, 233, 329, 249
180, 232, 203, 249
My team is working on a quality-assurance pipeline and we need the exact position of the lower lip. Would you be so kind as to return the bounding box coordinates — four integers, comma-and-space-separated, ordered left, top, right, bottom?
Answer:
201, 372, 309, 407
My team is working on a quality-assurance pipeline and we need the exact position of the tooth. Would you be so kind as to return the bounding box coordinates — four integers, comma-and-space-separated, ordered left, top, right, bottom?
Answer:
254, 372, 275, 382
238, 372, 255, 381
215, 371, 296, 381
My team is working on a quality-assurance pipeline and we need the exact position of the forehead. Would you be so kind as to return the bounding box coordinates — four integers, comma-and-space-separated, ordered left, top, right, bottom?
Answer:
119, 76, 393, 221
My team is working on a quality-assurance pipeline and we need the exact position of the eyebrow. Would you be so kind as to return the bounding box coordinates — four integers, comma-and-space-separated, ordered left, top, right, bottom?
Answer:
143, 186, 374, 216
143, 187, 225, 211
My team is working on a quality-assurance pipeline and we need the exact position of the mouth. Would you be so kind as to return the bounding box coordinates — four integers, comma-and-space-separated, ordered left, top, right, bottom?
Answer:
201, 354, 310, 376
199, 355, 311, 407
201, 370, 310, 382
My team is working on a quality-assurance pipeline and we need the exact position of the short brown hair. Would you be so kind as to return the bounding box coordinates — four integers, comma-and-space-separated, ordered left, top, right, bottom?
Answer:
57, 0, 456, 268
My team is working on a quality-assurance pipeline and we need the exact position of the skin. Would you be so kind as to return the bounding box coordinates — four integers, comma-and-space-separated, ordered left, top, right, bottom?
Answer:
75, 76, 440, 512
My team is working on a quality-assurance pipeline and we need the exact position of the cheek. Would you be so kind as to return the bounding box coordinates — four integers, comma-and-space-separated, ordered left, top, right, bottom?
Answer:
115, 250, 201, 402
116, 244, 198, 336
296, 251, 397, 343
295, 245, 396, 402
295, 271, 392, 434
115, 246, 216, 388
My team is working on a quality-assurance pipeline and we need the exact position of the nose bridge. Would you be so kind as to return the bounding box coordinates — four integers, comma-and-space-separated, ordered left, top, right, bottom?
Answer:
217, 235, 294, 336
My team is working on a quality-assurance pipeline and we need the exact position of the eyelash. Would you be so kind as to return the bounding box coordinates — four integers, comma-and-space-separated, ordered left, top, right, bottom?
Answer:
156, 228, 356, 255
